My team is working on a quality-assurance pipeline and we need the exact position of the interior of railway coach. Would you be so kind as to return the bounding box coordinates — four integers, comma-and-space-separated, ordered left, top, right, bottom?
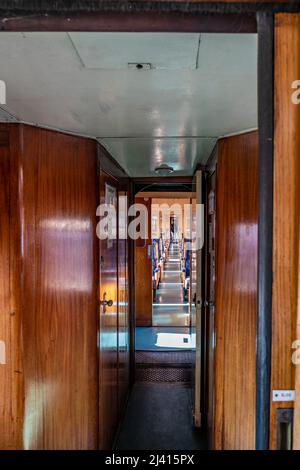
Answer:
0, 30, 261, 450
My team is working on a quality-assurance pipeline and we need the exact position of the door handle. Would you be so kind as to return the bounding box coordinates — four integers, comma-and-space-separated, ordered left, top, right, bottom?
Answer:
100, 299, 113, 307
100, 292, 113, 312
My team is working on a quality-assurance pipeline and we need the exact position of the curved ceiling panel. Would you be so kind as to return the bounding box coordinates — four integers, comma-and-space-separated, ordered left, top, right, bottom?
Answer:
99, 137, 217, 177
0, 32, 257, 176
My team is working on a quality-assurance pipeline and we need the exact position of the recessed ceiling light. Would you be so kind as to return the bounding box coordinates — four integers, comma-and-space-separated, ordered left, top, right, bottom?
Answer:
154, 164, 174, 176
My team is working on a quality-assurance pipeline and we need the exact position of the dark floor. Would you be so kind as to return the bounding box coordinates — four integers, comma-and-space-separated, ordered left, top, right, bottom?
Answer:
135, 350, 194, 383
115, 383, 207, 450
120, 242, 204, 450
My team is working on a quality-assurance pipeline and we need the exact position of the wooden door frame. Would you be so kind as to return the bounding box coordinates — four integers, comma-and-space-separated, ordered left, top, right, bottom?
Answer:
256, 12, 274, 450
97, 144, 131, 448
2, 1, 300, 450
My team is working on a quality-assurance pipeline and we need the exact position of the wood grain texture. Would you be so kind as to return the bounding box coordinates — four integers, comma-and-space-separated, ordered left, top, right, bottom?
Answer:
0, 123, 131, 450
135, 197, 152, 327
98, 170, 119, 449
21, 125, 99, 449
97, 161, 130, 450
273, 13, 300, 450
214, 131, 258, 450
204, 171, 216, 448
294, 218, 300, 449
97, 143, 128, 180
0, 125, 24, 449
118, 190, 130, 413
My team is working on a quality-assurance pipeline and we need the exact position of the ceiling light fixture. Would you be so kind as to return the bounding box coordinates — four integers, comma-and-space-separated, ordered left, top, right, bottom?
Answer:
128, 63, 152, 70
154, 164, 174, 176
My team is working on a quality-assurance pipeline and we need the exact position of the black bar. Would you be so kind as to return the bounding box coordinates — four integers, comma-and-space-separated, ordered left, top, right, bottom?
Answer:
1, 3, 300, 33
256, 12, 274, 451
0, 11, 256, 33
0, 1, 300, 15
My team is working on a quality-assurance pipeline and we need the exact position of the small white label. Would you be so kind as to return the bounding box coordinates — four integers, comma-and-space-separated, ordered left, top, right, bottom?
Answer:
0, 340, 6, 364
0, 80, 6, 105
272, 390, 295, 402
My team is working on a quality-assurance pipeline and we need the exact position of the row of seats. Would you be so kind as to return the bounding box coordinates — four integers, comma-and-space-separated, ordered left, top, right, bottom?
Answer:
180, 238, 191, 302
152, 236, 191, 303
152, 236, 170, 294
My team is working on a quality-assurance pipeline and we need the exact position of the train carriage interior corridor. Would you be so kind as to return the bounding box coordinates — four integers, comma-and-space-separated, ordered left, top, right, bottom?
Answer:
0, 27, 267, 450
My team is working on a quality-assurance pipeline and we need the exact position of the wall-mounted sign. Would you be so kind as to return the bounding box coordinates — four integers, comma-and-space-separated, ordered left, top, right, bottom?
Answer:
0, 340, 6, 364
105, 183, 117, 249
0, 80, 6, 104
272, 390, 295, 402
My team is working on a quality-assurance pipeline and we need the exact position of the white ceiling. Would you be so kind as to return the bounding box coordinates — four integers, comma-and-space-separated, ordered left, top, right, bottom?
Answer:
69, 32, 201, 70
0, 32, 257, 176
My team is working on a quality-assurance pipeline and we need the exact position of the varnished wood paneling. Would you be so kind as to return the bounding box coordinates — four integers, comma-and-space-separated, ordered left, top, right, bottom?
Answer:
1, 123, 130, 450
273, 13, 300, 450
0, 125, 23, 449
214, 131, 258, 450
98, 170, 119, 449
204, 171, 216, 448
118, 190, 130, 413
97, 152, 131, 448
98, 143, 128, 181
294, 224, 300, 449
97, 146, 131, 449
21, 125, 99, 449
135, 197, 152, 327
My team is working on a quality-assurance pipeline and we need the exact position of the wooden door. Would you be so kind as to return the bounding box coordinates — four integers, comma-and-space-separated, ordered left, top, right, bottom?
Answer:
118, 189, 130, 411
214, 132, 258, 449
273, 13, 300, 450
205, 171, 216, 447
0, 127, 23, 449
192, 170, 203, 427
99, 171, 119, 449
21, 126, 99, 449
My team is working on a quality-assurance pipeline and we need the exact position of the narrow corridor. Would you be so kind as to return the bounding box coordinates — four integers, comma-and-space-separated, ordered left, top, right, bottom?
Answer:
153, 242, 190, 327
117, 241, 202, 450
116, 383, 207, 450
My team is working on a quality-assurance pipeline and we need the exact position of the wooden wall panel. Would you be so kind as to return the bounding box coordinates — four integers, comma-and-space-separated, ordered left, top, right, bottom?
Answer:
204, 171, 216, 448
97, 149, 131, 449
98, 170, 119, 450
21, 125, 99, 449
0, 123, 131, 449
0, 124, 131, 449
214, 131, 258, 449
273, 13, 300, 450
135, 197, 152, 327
294, 227, 300, 449
0, 125, 23, 449
118, 190, 130, 414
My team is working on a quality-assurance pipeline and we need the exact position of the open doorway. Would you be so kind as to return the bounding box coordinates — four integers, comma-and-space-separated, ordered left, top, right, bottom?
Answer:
0, 19, 261, 450
114, 27, 258, 449
134, 191, 196, 377
135, 191, 196, 353
117, 183, 205, 450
